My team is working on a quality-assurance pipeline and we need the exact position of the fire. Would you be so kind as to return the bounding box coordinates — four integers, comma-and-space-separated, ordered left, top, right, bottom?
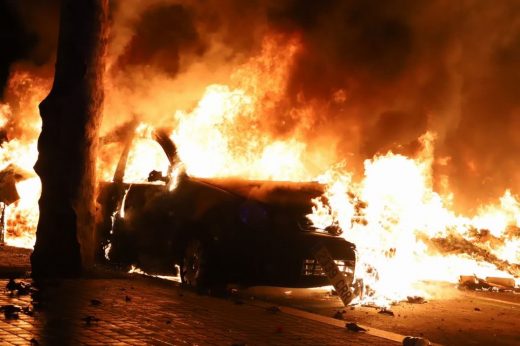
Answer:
0, 70, 49, 248
0, 33, 517, 306
170, 35, 311, 181
308, 133, 519, 305
5, 177, 41, 248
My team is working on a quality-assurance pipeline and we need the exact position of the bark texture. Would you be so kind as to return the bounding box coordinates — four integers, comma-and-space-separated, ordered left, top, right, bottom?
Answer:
31, 0, 109, 277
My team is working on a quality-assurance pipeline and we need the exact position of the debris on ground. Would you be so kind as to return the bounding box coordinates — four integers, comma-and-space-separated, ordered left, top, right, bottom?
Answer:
1, 304, 21, 313
90, 299, 102, 306
29, 338, 39, 345
406, 296, 427, 304
402, 336, 431, 346
1, 304, 21, 319
266, 306, 280, 313
5, 278, 35, 296
474, 307, 481, 311
485, 277, 515, 289
81, 315, 101, 325
5, 278, 17, 292
333, 310, 344, 320
125, 295, 131, 302
378, 309, 395, 317
16, 281, 32, 295
22, 306, 34, 316
345, 322, 367, 332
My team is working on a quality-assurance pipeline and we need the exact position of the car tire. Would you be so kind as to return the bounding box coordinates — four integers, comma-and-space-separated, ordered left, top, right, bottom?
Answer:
180, 238, 210, 289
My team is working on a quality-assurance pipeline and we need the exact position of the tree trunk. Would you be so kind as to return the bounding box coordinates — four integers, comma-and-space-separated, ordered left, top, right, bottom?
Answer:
31, 0, 109, 278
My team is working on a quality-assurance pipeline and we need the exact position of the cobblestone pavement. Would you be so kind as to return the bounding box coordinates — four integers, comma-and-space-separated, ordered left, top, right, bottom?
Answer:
0, 277, 398, 345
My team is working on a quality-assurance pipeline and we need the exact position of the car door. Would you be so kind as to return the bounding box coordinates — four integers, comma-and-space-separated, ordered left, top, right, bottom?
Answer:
115, 133, 178, 272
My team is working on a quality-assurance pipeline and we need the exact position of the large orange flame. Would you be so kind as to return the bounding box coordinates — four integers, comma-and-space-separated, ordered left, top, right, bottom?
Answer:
0, 35, 517, 305
308, 133, 519, 305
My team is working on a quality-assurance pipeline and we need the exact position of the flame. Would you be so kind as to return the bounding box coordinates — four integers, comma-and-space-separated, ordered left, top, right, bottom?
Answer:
0, 70, 48, 248
5, 177, 41, 248
307, 133, 519, 306
0, 34, 517, 306
170, 35, 310, 181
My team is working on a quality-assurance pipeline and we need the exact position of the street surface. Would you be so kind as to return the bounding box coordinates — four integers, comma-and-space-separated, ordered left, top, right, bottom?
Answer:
237, 282, 520, 346
0, 277, 394, 345
0, 245, 518, 345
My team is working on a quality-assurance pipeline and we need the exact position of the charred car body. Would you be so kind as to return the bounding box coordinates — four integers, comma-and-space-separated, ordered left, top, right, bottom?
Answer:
97, 129, 357, 288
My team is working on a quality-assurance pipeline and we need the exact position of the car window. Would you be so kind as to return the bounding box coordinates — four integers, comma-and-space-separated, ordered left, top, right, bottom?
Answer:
124, 139, 170, 183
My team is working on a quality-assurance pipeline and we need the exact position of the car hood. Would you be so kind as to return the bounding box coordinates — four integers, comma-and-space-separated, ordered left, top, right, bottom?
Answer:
193, 177, 324, 207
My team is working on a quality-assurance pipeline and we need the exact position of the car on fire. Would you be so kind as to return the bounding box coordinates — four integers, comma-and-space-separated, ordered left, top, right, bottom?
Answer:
97, 128, 357, 289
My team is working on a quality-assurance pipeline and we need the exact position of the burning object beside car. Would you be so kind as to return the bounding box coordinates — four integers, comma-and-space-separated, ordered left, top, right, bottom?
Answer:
459, 275, 518, 291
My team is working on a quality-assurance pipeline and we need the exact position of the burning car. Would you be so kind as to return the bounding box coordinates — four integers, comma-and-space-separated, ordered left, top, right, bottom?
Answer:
97, 128, 357, 289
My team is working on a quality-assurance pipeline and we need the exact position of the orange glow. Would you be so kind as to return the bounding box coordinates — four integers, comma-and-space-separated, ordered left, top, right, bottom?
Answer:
0, 34, 517, 306
307, 133, 519, 305
0, 70, 49, 248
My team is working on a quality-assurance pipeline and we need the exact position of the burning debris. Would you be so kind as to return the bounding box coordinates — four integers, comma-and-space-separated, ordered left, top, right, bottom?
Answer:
459, 275, 518, 292
426, 234, 520, 278
305, 137, 520, 305
0, 165, 34, 244
406, 296, 427, 304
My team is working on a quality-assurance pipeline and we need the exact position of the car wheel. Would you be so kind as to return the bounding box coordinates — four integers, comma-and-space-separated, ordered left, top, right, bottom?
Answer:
181, 239, 209, 289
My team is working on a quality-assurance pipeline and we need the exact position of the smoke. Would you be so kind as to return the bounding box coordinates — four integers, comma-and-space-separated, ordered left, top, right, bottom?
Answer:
0, 0, 60, 86
113, 3, 206, 75
1, 0, 519, 210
